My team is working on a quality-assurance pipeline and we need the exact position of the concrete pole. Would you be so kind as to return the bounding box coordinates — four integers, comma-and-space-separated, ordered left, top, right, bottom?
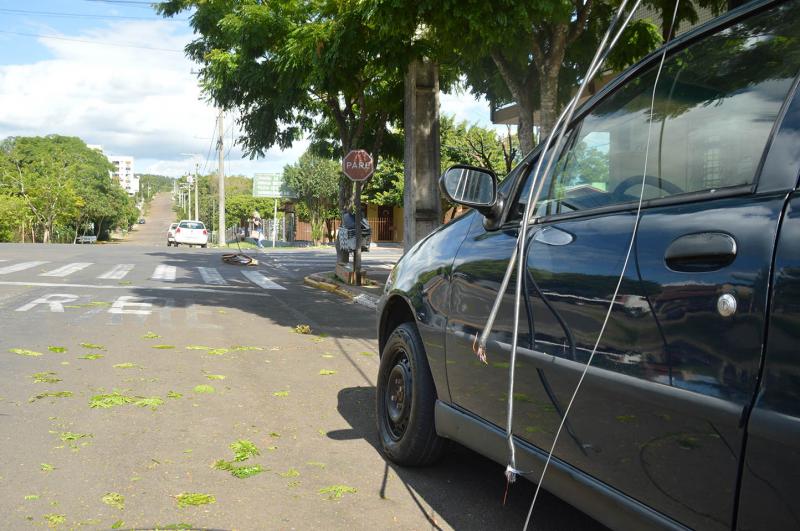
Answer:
403, 59, 441, 253
194, 163, 199, 221
217, 109, 226, 244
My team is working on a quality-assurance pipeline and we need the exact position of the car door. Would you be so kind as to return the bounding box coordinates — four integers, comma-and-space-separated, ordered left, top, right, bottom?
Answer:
446, 4, 800, 530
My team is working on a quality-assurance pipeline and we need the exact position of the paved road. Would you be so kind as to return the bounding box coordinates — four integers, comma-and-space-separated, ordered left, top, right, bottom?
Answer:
125, 193, 175, 246
0, 242, 603, 530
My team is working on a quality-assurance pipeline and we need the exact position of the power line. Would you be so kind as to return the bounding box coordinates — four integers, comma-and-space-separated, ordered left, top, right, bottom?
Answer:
0, 7, 187, 21
84, 0, 164, 5
0, 30, 183, 53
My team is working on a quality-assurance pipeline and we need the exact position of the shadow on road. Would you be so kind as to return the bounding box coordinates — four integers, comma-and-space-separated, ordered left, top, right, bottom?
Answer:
330, 386, 607, 530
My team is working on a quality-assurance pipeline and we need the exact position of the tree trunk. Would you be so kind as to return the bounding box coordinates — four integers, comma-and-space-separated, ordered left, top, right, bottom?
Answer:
538, 70, 559, 142
517, 101, 536, 156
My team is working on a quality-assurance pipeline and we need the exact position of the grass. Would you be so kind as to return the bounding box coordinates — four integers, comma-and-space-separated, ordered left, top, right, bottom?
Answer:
193, 385, 215, 394
294, 324, 312, 334
30, 391, 73, 403
231, 440, 260, 461
89, 391, 133, 409
9, 348, 43, 357
79, 343, 105, 350
47, 346, 67, 353
142, 332, 161, 339
175, 492, 215, 508
272, 390, 289, 397
79, 354, 104, 360
134, 397, 164, 410
318, 369, 337, 376
214, 461, 264, 479
32, 372, 61, 384
319, 485, 357, 499
101, 492, 125, 510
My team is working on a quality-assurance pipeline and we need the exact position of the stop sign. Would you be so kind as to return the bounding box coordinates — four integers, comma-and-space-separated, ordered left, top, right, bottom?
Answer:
342, 150, 374, 182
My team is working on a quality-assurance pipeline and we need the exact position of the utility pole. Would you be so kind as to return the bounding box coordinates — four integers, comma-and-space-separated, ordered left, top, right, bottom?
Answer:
194, 163, 199, 221
217, 109, 226, 245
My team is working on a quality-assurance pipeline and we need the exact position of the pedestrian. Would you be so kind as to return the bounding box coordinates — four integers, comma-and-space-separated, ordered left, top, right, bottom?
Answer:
252, 211, 264, 249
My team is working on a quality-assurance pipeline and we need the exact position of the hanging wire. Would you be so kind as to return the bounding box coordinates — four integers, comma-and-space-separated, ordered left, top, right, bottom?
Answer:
491, 0, 646, 484
522, 2, 683, 529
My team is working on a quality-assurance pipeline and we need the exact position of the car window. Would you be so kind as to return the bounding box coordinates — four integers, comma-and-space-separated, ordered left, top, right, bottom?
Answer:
179, 222, 204, 230
539, 5, 800, 217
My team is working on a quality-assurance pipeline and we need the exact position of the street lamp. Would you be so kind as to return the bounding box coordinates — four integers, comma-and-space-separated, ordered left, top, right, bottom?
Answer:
181, 153, 202, 221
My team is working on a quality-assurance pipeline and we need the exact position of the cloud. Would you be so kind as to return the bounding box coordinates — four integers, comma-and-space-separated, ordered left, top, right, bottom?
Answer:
0, 19, 507, 177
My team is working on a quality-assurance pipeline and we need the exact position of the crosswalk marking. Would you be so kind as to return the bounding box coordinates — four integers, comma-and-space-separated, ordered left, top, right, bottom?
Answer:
41, 262, 93, 277
0, 261, 48, 275
198, 267, 227, 285
151, 265, 177, 281
242, 270, 286, 290
98, 264, 134, 280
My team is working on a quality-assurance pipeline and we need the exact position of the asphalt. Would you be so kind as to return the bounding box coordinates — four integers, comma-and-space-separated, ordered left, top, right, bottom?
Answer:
0, 195, 603, 530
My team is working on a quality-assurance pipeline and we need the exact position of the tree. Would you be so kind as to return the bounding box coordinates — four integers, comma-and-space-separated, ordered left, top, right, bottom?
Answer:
158, 0, 409, 215
283, 152, 340, 245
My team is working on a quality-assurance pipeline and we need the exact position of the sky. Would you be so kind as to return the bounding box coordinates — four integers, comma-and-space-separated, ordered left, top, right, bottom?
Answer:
0, 0, 504, 178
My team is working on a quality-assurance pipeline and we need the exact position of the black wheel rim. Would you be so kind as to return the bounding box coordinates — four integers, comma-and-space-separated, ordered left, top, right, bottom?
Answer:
384, 348, 412, 441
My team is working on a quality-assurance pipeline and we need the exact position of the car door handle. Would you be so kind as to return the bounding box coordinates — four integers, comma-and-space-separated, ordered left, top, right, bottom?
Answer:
664, 232, 737, 272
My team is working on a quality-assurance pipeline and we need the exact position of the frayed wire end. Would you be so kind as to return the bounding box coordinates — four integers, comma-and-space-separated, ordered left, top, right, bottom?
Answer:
472, 335, 489, 365
505, 464, 520, 484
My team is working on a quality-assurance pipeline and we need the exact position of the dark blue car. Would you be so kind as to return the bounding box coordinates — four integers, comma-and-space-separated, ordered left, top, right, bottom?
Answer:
376, 1, 800, 529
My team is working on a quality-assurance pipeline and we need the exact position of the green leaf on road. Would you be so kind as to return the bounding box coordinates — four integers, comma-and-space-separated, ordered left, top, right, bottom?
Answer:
272, 391, 289, 398
30, 391, 73, 403
193, 385, 215, 394
318, 369, 337, 376
359, 351, 374, 357
167, 391, 183, 399
59, 432, 92, 442
79, 343, 105, 350
319, 485, 357, 499
142, 332, 161, 339
112, 363, 139, 369
294, 324, 312, 334
40, 463, 55, 472
152, 345, 175, 350
43, 513, 65, 526
185, 345, 210, 351
133, 397, 164, 410
205, 374, 225, 380
207, 348, 228, 356
306, 461, 326, 468
24, 494, 39, 500
9, 348, 43, 357
47, 346, 67, 353
175, 492, 215, 508
79, 354, 103, 360
279, 468, 300, 478
101, 492, 125, 510
89, 391, 132, 409
32, 372, 61, 384
230, 439, 260, 461
230, 465, 264, 478
230, 345, 263, 351
111, 520, 124, 529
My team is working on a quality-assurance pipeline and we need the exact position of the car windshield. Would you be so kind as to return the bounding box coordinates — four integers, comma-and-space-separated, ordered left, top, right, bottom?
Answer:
179, 222, 204, 230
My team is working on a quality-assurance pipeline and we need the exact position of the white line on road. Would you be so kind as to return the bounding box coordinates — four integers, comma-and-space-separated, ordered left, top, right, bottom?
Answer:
198, 267, 227, 285
0, 280, 275, 297
41, 262, 93, 277
151, 264, 177, 281
241, 270, 286, 290
0, 261, 48, 275
98, 263, 134, 280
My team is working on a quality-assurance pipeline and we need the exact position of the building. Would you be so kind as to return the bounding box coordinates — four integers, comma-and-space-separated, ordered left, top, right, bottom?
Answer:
108, 155, 139, 196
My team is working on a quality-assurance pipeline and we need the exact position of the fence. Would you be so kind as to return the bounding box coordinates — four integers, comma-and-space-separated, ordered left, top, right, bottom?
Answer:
292, 218, 397, 243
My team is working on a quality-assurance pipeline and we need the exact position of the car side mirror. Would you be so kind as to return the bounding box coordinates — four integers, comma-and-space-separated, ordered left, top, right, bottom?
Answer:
439, 165, 501, 220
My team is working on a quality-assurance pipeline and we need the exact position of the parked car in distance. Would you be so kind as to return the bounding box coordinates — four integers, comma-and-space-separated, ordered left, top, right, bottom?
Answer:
166, 223, 179, 247
174, 220, 208, 248
376, 2, 800, 530
138, 218, 146, 224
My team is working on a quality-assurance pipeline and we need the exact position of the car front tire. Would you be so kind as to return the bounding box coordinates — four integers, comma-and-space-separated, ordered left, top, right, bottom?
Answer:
376, 322, 445, 466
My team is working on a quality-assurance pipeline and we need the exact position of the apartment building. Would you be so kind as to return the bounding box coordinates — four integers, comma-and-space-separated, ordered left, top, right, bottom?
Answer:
108, 155, 139, 196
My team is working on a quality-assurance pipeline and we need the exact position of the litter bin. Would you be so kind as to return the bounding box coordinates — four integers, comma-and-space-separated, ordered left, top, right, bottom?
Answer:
336, 212, 371, 255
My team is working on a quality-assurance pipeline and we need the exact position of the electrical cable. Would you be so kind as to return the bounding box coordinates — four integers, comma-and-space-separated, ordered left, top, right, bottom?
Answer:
522, 2, 683, 529
0, 7, 186, 21
0, 30, 182, 52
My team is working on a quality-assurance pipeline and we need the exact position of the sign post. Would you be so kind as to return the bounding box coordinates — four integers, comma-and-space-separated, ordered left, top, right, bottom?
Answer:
342, 150, 374, 284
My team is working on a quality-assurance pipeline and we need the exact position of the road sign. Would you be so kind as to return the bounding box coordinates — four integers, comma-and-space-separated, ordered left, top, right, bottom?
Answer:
253, 173, 297, 198
342, 150, 374, 182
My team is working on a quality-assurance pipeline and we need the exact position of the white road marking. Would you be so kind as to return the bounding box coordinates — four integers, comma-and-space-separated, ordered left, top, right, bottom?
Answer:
41, 262, 93, 277
0, 261, 48, 275
198, 267, 227, 285
151, 264, 177, 281
16, 293, 79, 312
109, 295, 153, 315
0, 280, 275, 298
242, 270, 286, 290
98, 264, 134, 280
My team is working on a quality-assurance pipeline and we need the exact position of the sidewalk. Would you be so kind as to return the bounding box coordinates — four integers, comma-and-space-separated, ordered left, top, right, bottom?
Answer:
304, 266, 389, 309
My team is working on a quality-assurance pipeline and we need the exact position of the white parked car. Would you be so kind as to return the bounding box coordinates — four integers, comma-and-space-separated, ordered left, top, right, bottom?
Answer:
166, 223, 179, 246
174, 220, 208, 248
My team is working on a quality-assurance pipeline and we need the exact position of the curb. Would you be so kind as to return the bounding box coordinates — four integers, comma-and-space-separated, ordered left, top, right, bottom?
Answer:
304, 273, 380, 310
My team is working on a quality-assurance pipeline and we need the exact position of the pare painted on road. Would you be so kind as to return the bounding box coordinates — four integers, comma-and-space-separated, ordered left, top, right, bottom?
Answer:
15, 293, 155, 314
